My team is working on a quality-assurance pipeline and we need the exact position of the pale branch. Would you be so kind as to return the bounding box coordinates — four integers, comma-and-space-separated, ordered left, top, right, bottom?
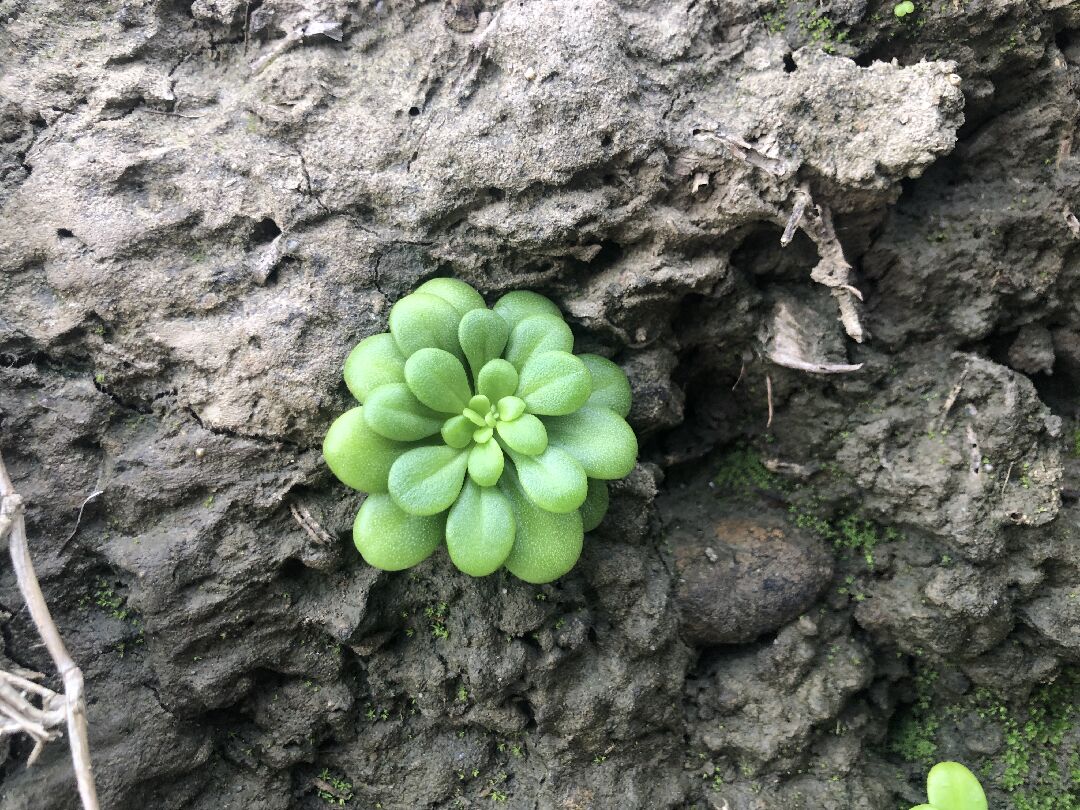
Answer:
0, 450, 100, 810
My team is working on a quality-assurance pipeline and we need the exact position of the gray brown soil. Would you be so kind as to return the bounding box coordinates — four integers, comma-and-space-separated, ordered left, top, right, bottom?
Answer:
3, 1, 1080, 808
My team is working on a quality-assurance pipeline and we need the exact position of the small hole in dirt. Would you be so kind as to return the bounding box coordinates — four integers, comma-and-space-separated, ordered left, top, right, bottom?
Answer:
487, 187, 505, 201
782, 53, 797, 73
853, 51, 875, 68
408, 106, 420, 117
251, 217, 281, 244
600, 133, 612, 147
56, 228, 74, 238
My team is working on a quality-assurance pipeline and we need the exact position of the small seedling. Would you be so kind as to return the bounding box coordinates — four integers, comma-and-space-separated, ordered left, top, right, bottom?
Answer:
323, 279, 638, 583
894, 1, 915, 17
910, 762, 987, 810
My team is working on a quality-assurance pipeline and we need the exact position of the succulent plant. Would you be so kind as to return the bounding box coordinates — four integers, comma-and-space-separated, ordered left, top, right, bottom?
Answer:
909, 762, 987, 810
323, 278, 638, 584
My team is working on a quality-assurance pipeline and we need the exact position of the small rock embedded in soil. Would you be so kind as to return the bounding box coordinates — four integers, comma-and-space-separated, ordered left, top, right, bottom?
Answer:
671, 508, 833, 646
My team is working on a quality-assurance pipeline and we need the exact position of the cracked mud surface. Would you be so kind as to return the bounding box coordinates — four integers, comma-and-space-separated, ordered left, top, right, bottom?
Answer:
3, 1, 1080, 808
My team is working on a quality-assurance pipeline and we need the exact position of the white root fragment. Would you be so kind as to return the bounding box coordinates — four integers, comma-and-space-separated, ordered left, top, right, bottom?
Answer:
0, 451, 100, 810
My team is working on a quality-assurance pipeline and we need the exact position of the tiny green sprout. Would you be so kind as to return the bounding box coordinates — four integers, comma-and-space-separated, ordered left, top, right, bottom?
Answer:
323, 279, 638, 583
910, 762, 987, 810
894, 1, 915, 17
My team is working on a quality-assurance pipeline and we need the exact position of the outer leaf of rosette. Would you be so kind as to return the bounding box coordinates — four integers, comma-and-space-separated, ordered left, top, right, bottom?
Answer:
926, 762, 987, 810
504, 444, 587, 513
343, 333, 406, 403
477, 359, 519, 403
580, 478, 609, 532
323, 406, 411, 493
446, 480, 515, 576
504, 314, 574, 370
579, 354, 632, 418
353, 494, 444, 571
499, 466, 583, 584
516, 350, 592, 416
542, 406, 637, 479
492, 289, 561, 332
363, 383, 445, 441
388, 445, 470, 516
415, 278, 486, 317
389, 292, 464, 361
459, 308, 510, 380
404, 348, 472, 414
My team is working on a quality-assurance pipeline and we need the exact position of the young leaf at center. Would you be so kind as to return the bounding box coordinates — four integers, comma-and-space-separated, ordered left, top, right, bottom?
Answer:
468, 439, 504, 487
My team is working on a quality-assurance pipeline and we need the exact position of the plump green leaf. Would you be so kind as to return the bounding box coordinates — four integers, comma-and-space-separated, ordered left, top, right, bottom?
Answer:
363, 383, 444, 441
477, 359, 518, 402
926, 763, 987, 810
446, 480, 515, 577
459, 308, 509, 380
497, 396, 526, 422
388, 446, 469, 516
580, 478, 609, 532
468, 394, 492, 413
441, 415, 474, 448
404, 348, 472, 414
500, 467, 583, 584
468, 439, 505, 487
506, 445, 587, 513
516, 351, 592, 415
504, 314, 574, 370
908, 806, 935, 810
353, 494, 443, 570
543, 406, 637, 479
343, 333, 405, 403
495, 413, 547, 455
389, 292, 463, 359
323, 407, 410, 493
492, 289, 561, 332
415, 278, 486, 317
580, 354, 632, 418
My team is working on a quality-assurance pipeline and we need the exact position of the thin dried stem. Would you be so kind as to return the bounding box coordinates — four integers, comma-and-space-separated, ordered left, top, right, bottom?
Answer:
0, 450, 100, 810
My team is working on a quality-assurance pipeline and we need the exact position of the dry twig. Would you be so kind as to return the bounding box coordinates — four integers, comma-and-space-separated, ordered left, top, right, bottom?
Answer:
0, 450, 100, 810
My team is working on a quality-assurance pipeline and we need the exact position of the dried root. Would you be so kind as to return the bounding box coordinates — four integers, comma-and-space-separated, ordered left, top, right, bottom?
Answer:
0, 451, 100, 810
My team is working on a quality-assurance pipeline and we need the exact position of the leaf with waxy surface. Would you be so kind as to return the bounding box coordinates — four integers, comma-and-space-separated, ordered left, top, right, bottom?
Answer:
343, 333, 405, 403
446, 480, 515, 576
517, 351, 592, 415
323, 407, 410, 493
923, 762, 987, 810
389, 292, 463, 360
441, 415, 474, 448
477, 359, 518, 402
580, 478, 609, 532
492, 289, 561, 332
495, 413, 547, 455
506, 445, 588, 513
543, 406, 637, 479
468, 439, 504, 486
404, 348, 472, 413
353, 494, 443, 570
499, 468, 583, 583
416, 277, 486, 316
388, 446, 469, 516
363, 383, 445, 441
459, 308, 510, 379
580, 354, 632, 418
504, 314, 574, 370
497, 396, 526, 422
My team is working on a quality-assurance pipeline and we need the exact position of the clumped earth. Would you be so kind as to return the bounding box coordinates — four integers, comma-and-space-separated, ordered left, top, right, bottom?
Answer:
2, 1, 1080, 808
